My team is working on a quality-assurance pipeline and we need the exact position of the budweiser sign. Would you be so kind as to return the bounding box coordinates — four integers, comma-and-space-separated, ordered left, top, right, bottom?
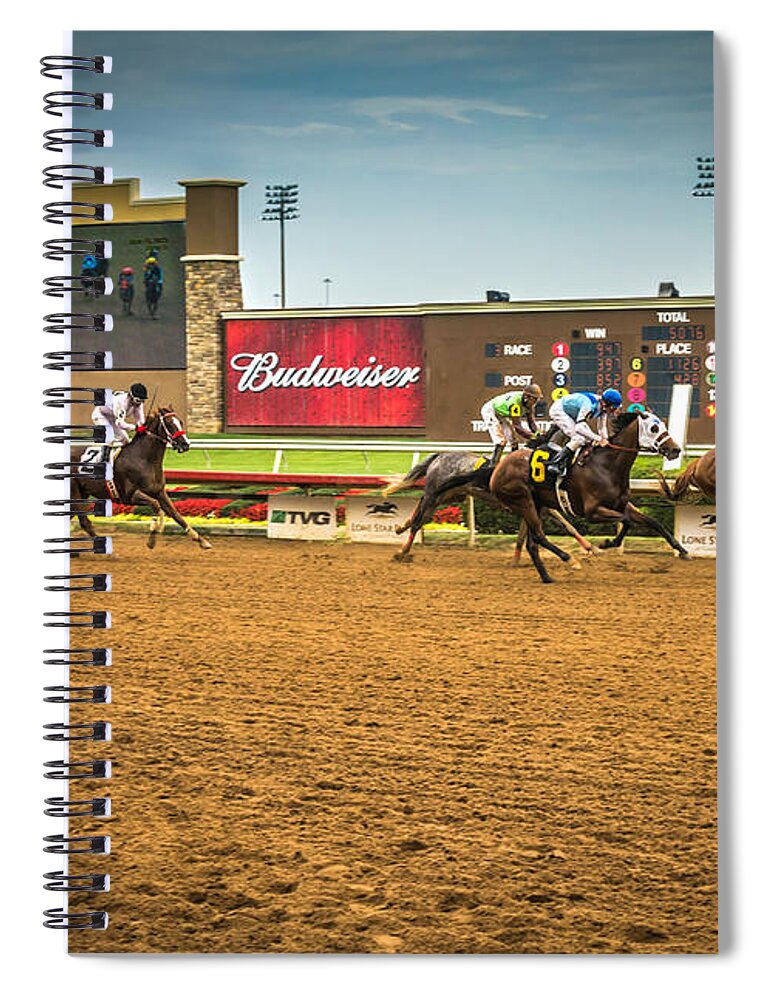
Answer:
225, 315, 425, 428
230, 352, 422, 393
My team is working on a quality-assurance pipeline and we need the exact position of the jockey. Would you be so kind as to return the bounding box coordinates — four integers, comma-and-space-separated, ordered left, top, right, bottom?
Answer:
144, 256, 163, 286
91, 383, 149, 454
118, 266, 134, 290
545, 388, 623, 477
481, 384, 544, 467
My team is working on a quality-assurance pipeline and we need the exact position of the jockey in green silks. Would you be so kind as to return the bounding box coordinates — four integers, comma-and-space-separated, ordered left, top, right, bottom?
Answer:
481, 384, 543, 468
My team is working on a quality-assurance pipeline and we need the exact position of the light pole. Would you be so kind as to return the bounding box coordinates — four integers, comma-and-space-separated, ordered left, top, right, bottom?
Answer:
322, 277, 332, 307
692, 156, 714, 197
261, 183, 299, 307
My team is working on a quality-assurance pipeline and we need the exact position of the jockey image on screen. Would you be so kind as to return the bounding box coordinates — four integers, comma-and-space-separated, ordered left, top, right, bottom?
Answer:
546, 388, 623, 477
118, 266, 135, 315
481, 383, 543, 468
91, 383, 149, 457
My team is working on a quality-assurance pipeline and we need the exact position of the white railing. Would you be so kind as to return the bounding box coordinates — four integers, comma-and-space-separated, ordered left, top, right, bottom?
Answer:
188, 437, 712, 475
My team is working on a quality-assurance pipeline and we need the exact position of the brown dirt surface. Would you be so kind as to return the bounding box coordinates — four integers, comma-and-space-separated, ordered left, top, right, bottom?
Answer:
67, 533, 717, 954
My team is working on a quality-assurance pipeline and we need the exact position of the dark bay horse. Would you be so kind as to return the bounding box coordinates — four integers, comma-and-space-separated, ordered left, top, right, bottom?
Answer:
382, 451, 592, 564
505, 409, 690, 564
72, 407, 212, 550
655, 447, 716, 502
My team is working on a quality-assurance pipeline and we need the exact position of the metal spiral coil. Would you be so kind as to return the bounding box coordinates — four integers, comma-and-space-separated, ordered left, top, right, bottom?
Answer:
43, 424, 108, 445
44, 574, 112, 593
43, 201, 110, 224
43, 315, 112, 335
43, 127, 111, 151
43, 91, 110, 116
44, 797, 111, 818
43, 164, 109, 188
43, 350, 112, 370
44, 536, 113, 555
43, 909, 108, 931
43, 648, 111, 667
40, 54, 111, 79
43, 52, 113, 933
44, 760, 111, 781
44, 386, 108, 407
44, 871, 110, 892
43, 611, 111, 629
43, 685, 111, 705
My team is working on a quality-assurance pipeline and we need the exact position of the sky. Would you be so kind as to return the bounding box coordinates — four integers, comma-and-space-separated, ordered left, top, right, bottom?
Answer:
76, 30, 714, 309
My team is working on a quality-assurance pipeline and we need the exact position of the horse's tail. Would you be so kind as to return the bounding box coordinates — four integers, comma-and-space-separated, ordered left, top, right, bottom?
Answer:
654, 463, 696, 502
382, 453, 441, 497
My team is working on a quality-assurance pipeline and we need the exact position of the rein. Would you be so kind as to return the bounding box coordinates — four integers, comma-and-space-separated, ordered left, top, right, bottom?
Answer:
138, 411, 186, 445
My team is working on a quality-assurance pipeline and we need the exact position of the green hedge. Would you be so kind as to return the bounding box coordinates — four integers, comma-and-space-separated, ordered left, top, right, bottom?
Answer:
465, 495, 701, 537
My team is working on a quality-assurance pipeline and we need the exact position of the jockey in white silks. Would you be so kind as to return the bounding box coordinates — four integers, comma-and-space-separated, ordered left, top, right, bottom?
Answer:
546, 388, 623, 477
91, 383, 148, 458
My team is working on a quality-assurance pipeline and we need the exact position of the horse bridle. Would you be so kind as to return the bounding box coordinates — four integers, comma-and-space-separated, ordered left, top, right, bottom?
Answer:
605, 412, 673, 454
141, 410, 187, 445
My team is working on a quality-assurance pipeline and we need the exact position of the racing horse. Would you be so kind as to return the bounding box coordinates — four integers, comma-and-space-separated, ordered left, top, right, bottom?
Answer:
655, 447, 716, 502
382, 450, 594, 564
505, 409, 689, 564
71, 407, 212, 550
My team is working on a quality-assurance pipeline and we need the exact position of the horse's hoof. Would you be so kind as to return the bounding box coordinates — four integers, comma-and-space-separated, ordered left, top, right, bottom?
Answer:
394, 523, 407, 535
678, 550, 692, 560
393, 551, 412, 563
540, 577, 554, 584
569, 558, 582, 571
147, 534, 157, 550
199, 538, 213, 550
589, 545, 602, 556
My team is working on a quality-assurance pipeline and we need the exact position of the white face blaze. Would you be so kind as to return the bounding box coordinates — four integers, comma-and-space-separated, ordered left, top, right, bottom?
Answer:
637, 410, 671, 452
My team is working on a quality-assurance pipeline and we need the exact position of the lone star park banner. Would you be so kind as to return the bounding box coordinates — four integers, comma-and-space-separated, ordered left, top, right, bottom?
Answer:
225, 316, 425, 428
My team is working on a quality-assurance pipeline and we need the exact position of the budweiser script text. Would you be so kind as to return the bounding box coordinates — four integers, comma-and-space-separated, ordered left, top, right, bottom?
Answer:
230, 352, 422, 392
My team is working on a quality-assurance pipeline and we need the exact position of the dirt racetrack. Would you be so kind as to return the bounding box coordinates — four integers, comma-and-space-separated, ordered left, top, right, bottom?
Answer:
68, 533, 717, 954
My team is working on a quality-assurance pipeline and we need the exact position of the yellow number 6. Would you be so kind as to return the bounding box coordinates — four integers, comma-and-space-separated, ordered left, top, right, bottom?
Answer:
510, 403, 521, 417
531, 449, 549, 483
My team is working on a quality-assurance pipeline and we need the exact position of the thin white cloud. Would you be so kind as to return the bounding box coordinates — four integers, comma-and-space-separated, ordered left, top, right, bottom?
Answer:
231, 121, 354, 137
350, 96, 546, 131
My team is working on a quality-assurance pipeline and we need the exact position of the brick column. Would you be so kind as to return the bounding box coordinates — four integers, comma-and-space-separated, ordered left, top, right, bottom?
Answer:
182, 255, 243, 432
178, 179, 246, 433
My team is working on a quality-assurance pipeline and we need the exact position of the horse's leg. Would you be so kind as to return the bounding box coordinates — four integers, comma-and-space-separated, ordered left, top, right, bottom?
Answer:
624, 501, 691, 559
598, 516, 631, 550
71, 478, 98, 539
518, 497, 578, 583
132, 489, 164, 550
513, 519, 527, 565
157, 488, 212, 549
545, 507, 597, 556
393, 493, 435, 561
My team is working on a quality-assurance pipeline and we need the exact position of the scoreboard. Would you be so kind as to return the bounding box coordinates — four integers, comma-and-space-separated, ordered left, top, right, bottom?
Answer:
423, 299, 715, 445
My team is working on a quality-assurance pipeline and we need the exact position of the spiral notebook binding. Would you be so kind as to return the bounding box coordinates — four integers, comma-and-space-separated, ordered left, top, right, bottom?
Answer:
43, 52, 113, 931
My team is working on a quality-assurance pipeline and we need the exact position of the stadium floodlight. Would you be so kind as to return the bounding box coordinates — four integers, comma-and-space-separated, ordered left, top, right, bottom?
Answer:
261, 183, 300, 307
692, 156, 715, 198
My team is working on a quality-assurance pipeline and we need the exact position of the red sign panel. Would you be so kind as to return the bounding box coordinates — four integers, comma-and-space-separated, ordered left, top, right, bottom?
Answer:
225, 316, 425, 428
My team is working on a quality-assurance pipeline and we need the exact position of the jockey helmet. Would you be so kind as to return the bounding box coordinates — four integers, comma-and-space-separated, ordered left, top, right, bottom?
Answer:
523, 383, 543, 401
120, 266, 133, 274
129, 383, 148, 401
601, 388, 622, 408
145, 257, 157, 265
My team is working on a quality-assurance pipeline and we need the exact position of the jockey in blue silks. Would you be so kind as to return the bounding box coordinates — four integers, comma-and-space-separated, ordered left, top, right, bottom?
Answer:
546, 388, 623, 477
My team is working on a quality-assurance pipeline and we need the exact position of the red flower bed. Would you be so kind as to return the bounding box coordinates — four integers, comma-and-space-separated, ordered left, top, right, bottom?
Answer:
432, 505, 463, 524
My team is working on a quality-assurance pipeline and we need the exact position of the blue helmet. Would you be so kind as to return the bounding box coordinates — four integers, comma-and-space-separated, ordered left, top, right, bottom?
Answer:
601, 388, 622, 408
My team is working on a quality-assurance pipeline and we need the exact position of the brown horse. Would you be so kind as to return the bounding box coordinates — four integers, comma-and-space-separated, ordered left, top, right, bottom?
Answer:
71, 407, 212, 550
504, 409, 689, 568
655, 448, 715, 502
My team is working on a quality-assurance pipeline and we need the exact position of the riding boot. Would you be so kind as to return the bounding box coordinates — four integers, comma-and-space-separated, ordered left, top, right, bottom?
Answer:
488, 443, 504, 468
546, 445, 573, 477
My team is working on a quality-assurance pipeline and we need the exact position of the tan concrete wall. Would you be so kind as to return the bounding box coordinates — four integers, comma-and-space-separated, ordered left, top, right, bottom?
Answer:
73, 178, 185, 224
